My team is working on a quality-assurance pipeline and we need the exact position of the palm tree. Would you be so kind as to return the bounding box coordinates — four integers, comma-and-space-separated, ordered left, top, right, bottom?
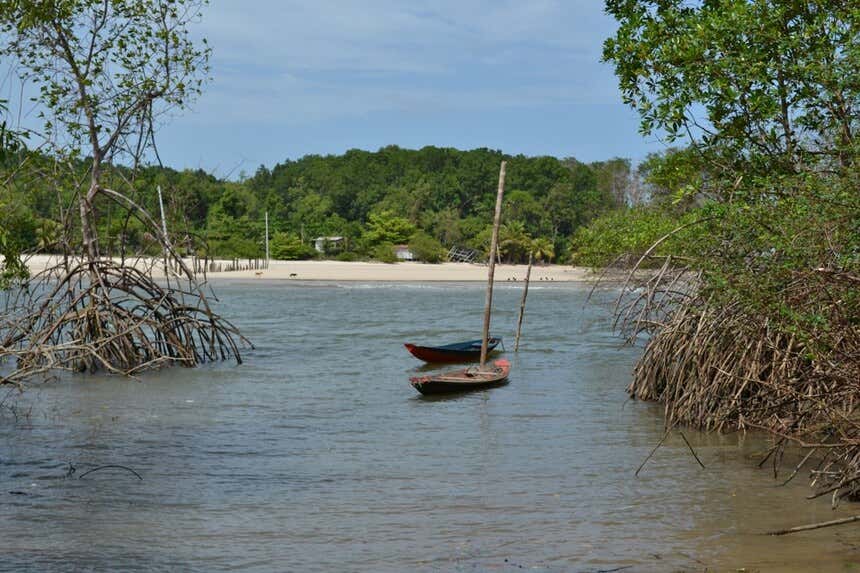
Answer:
499, 221, 531, 263
530, 237, 555, 264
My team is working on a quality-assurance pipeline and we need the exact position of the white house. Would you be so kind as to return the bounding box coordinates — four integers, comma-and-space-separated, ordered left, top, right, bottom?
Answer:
313, 236, 344, 253
394, 244, 414, 261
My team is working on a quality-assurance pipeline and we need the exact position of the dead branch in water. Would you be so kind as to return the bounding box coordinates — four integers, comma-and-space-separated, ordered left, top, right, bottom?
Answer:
78, 464, 143, 480
768, 514, 860, 536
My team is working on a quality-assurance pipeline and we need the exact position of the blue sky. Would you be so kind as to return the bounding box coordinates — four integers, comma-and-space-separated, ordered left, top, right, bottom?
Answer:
112, 2, 668, 176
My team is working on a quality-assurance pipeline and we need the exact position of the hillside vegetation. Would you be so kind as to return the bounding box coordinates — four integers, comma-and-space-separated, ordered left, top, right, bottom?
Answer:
1, 146, 639, 265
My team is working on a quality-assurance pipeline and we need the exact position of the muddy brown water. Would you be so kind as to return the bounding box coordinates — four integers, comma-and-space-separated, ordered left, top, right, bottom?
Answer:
1, 281, 858, 572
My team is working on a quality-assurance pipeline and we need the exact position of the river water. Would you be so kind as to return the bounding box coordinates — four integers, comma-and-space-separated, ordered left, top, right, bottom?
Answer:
1, 280, 858, 572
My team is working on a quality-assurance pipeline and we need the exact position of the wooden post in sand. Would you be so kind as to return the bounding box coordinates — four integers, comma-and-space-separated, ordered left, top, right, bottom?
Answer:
264, 211, 270, 268
480, 161, 506, 368
157, 185, 169, 277
514, 251, 533, 351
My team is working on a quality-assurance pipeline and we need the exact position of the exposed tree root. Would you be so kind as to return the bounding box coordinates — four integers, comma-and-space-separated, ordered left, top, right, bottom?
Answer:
616, 256, 860, 504
0, 258, 250, 388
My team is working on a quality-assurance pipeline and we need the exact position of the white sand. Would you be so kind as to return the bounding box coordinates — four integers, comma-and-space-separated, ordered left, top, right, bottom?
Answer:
210, 260, 599, 282
20, 254, 608, 282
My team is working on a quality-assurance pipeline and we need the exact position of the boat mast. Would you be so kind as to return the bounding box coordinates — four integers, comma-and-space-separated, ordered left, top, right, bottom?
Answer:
480, 160, 506, 368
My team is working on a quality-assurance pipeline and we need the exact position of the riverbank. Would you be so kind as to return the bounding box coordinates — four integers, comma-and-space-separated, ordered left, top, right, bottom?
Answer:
206, 260, 599, 282
22, 254, 611, 282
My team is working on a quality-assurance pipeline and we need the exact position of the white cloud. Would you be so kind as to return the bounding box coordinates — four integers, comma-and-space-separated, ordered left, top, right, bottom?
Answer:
192, 0, 620, 125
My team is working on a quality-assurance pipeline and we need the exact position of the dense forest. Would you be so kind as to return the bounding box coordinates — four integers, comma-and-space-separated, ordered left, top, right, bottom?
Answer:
0, 145, 644, 264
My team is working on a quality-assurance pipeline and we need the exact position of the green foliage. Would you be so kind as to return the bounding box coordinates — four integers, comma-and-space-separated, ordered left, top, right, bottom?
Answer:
0, 229, 28, 289
243, 146, 619, 258
505, 190, 543, 231
590, 157, 632, 207
371, 242, 397, 264
499, 221, 532, 263
0, 0, 213, 271
208, 235, 260, 259
213, 186, 255, 219
270, 232, 316, 260
408, 231, 444, 263
0, 144, 627, 263
601, 2, 860, 478
0, 196, 36, 287
0, 99, 23, 161
0, 98, 28, 286
569, 206, 704, 267
604, 0, 859, 179
363, 210, 416, 247
0, 0, 211, 162
335, 251, 359, 262
530, 237, 555, 263
602, 0, 859, 295
697, 176, 860, 317
468, 225, 494, 259
638, 148, 709, 209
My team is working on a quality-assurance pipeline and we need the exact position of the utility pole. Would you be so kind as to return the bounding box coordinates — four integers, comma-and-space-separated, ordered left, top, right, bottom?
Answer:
157, 185, 169, 276
157, 185, 169, 241
265, 211, 270, 267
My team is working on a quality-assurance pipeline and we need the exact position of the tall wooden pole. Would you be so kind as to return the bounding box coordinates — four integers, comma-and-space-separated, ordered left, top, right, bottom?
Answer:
157, 185, 169, 277
514, 251, 533, 351
480, 161, 506, 368
265, 211, 270, 267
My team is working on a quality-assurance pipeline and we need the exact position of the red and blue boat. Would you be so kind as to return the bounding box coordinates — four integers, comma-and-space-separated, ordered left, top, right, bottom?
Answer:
404, 337, 503, 363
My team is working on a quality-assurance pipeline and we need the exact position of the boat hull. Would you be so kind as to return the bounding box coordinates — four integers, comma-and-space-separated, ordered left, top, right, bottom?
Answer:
409, 359, 511, 395
404, 338, 501, 363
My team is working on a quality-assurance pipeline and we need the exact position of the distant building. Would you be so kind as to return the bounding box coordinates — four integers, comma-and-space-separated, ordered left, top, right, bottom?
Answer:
313, 236, 344, 253
394, 245, 414, 261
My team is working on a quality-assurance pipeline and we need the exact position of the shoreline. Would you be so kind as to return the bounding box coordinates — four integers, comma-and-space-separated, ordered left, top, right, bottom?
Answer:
20, 254, 612, 283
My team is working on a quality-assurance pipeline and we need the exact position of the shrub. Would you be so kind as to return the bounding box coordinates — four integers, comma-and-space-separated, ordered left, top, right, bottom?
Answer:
270, 232, 316, 260
568, 206, 703, 267
210, 236, 261, 259
371, 242, 397, 263
335, 251, 360, 262
409, 231, 444, 263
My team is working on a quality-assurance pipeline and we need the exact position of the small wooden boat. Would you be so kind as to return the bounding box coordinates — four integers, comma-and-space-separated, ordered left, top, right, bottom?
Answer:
404, 337, 502, 363
410, 358, 511, 395
407, 161, 512, 395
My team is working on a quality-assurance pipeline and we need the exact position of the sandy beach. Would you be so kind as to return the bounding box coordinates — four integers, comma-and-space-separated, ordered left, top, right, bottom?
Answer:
209, 260, 599, 281
20, 254, 606, 282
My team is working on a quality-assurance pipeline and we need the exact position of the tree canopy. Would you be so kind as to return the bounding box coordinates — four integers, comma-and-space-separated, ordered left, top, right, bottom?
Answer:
0, 145, 632, 264
604, 0, 859, 181
592, 0, 860, 503
0, 0, 245, 386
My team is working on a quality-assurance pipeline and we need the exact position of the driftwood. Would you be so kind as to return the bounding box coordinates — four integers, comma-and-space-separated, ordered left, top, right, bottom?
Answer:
768, 515, 860, 536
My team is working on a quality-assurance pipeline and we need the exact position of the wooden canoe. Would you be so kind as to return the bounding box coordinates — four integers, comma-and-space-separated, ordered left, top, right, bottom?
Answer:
409, 358, 511, 395
404, 337, 502, 363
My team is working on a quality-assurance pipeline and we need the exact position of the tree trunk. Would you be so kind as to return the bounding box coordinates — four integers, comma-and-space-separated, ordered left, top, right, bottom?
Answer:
79, 184, 101, 263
